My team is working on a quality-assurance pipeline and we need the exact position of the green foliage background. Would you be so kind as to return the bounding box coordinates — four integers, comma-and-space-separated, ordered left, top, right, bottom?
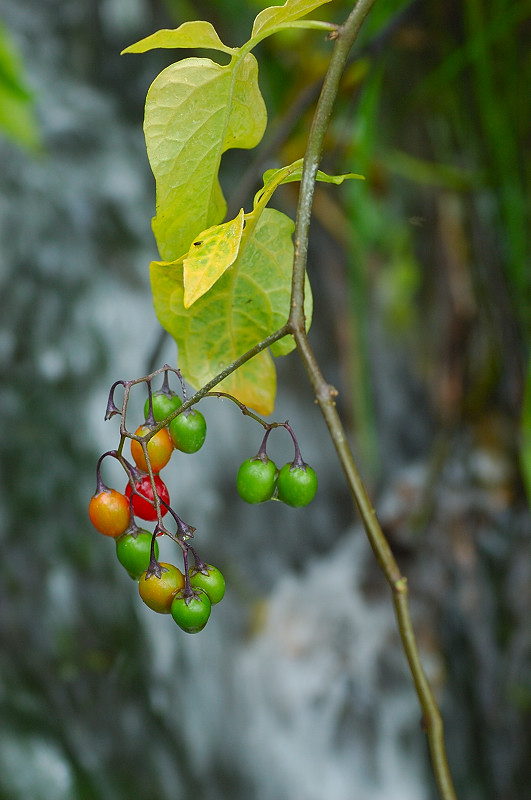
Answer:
0, 18, 41, 151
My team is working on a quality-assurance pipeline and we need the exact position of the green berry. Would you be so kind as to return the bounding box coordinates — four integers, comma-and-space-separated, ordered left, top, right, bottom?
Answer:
169, 409, 207, 454
276, 462, 317, 507
144, 392, 182, 424
189, 564, 225, 604
171, 589, 211, 633
116, 531, 159, 579
236, 457, 277, 503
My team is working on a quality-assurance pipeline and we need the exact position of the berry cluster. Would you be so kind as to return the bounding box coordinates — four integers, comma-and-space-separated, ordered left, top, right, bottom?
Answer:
89, 365, 317, 634
236, 426, 317, 507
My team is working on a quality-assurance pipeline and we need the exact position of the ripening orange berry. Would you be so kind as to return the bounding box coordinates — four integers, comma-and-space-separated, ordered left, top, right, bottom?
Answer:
130, 425, 173, 473
89, 488, 130, 537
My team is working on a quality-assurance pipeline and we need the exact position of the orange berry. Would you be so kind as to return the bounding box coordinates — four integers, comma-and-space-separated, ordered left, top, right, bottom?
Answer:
89, 489, 130, 537
130, 425, 173, 473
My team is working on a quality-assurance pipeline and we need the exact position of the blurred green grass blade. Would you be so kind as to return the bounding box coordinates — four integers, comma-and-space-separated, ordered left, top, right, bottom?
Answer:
0, 20, 42, 152
382, 149, 482, 191
416, 0, 530, 96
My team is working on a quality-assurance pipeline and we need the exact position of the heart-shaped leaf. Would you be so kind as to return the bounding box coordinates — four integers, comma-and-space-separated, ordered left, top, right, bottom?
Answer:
181, 161, 328, 315
144, 53, 266, 262
151, 209, 310, 414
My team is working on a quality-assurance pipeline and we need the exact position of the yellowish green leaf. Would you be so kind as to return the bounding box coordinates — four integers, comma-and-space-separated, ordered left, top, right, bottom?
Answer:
0, 21, 42, 153
251, 158, 363, 213
252, 0, 333, 39
121, 21, 235, 55
260, 160, 364, 198
151, 209, 308, 414
183, 209, 245, 308
145, 53, 267, 261
181, 160, 314, 322
218, 350, 277, 416
0, 87, 42, 152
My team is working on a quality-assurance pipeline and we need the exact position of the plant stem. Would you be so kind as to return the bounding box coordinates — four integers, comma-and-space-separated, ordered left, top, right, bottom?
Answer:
288, 2, 458, 799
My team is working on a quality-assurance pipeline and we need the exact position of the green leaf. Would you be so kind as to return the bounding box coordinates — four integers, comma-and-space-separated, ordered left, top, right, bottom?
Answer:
182, 160, 325, 314
183, 209, 245, 308
0, 21, 42, 152
144, 53, 267, 261
260, 160, 364, 197
121, 21, 235, 55
252, 0, 333, 39
151, 209, 310, 414
0, 86, 41, 152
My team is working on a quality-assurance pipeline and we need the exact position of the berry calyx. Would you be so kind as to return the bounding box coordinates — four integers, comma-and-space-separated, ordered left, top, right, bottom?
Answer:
89, 488, 130, 537
138, 563, 185, 613
130, 425, 173, 473
276, 462, 317, 507
236, 456, 277, 503
125, 474, 170, 521
171, 589, 211, 633
169, 409, 207, 454
189, 564, 226, 604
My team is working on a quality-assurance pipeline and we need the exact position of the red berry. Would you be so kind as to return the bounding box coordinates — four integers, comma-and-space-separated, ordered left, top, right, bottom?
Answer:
125, 475, 170, 521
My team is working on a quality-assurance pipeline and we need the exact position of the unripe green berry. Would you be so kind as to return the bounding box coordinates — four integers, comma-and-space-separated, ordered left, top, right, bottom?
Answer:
144, 392, 182, 424
236, 457, 277, 503
189, 564, 226, 604
116, 530, 159, 580
171, 589, 211, 633
276, 462, 317, 507
169, 409, 207, 453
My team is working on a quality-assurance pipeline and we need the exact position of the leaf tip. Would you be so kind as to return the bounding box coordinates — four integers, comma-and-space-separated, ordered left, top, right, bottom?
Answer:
182, 289, 196, 310
120, 42, 139, 55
